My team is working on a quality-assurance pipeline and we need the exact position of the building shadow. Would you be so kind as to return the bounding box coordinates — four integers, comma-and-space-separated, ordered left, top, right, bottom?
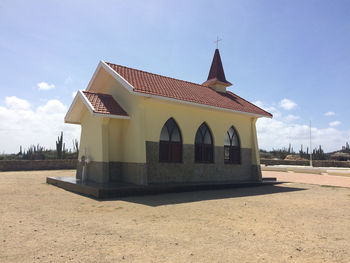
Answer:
106, 184, 306, 207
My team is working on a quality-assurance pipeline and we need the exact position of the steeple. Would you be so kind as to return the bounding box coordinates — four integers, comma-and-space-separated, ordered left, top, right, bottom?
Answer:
202, 49, 232, 93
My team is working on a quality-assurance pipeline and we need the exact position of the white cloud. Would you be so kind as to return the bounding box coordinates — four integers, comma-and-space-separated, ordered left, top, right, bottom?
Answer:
256, 101, 349, 152
279, 98, 297, 110
254, 101, 281, 118
72, 91, 77, 98
329, 121, 341, 127
37, 82, 55, 91
324, 111, 335, 116
37, 99, 66, 114
5, 96, 31, 110
257, 118, 349, 152
285, 114, 300, 122
0, 97, 80, 153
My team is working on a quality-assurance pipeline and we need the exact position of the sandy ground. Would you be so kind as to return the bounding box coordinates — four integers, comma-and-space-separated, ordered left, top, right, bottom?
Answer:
1, 170, 350, 263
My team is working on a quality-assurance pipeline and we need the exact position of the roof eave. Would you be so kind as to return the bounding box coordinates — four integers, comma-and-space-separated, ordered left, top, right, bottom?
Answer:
64, 91, 86, 124
65, 90, 131, 124
92, 112, 130, 119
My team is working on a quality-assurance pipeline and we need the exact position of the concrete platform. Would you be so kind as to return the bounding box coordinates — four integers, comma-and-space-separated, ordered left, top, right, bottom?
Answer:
261, 164, 350, 175
263, 170, 350, 188
326, 169, 350, 177
46, 176, 281, 199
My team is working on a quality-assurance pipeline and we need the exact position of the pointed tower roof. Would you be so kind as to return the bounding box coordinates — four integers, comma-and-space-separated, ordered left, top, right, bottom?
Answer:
202, 49, 232, 90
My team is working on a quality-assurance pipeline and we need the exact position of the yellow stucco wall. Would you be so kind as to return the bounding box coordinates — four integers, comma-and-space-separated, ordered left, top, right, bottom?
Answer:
78, 66, 261, 165
79, 110, 105, 162
143, 98, 255, 148
104, 73, 146, 163
81, 68, 147, 163
251, 118, 260, 165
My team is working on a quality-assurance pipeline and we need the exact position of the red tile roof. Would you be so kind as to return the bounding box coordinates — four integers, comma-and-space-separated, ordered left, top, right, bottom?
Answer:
82, 91, 128, 116
105, 62, 272, 118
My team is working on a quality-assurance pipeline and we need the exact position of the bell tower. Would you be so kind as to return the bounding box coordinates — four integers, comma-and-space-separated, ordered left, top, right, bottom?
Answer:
202, 48, 232, 93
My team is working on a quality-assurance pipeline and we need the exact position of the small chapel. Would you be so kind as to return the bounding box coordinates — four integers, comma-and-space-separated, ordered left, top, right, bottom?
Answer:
65, 48, 272, 186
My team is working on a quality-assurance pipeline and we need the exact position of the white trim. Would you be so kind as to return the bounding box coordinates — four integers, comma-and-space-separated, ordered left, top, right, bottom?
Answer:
64, 90, 130, 124
87, 61, 135, 93
86, 63, 103, 91
66, 121, 81, 125
76, 90, 93, 114
64, 91, 85, 123
79, 90, 96, 114
100, 61, 135, 92
87, 60, 272, 119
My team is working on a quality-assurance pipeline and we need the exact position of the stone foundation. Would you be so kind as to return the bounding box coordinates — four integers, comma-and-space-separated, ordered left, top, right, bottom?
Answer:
0, 159, 77, 171
77, 161, 147, 185
146, 141, 260, 184
109, 162, 147, 185
76, 141, 261, 185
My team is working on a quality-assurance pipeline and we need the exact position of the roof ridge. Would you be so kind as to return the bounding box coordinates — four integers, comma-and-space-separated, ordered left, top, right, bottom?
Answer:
105, 62, 206, 89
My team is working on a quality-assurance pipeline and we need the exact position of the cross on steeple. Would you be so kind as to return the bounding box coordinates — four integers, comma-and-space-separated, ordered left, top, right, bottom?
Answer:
214, 36, 222, 49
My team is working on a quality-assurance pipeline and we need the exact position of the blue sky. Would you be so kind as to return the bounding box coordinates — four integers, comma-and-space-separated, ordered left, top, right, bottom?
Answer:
0, 0, 349, 153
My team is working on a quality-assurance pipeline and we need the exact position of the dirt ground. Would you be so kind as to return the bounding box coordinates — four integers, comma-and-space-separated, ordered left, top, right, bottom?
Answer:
1, 170, 350, 263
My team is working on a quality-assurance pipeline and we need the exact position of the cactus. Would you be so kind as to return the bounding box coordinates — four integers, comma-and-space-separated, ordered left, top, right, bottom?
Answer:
63, 142, 66, 159
56, 132, 64, 159
22, 144, 45, 160
73, 139, 79, 154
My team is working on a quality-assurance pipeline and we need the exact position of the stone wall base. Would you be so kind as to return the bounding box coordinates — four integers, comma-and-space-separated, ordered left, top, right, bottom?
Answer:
76, 161, 147, 185
146, 141, 260, 184
0, 159, 77, 171
75, 142, 261, 185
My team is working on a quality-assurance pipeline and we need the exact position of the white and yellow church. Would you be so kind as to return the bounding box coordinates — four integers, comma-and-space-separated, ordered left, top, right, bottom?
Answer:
65, 49, 272, 186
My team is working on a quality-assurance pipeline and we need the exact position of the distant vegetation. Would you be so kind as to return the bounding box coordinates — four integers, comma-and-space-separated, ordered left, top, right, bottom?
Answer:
260, 142, 350, 161
0, 132, 79, 160
1, 135, 349, 162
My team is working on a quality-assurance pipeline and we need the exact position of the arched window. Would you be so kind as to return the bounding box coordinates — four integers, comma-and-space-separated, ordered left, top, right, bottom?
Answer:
159, 118, 182, 162
224, 126, 241, 164
195, 123, 214, 163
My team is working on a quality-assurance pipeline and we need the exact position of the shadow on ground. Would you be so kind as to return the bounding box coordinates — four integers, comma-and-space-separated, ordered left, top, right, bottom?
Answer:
107, 185, 306, 207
